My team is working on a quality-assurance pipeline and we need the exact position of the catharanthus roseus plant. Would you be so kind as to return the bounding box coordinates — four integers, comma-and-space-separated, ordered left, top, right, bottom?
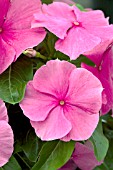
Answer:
0, 0, 113, 169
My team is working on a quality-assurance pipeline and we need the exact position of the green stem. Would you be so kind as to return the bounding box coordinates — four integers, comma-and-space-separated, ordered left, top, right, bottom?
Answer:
16, 153, 31, 169
35, 52, 47, 60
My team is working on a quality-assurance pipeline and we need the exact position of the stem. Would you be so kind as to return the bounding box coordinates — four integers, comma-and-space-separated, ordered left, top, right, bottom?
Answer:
16, 153, 31, 169
35, 52, 47, 60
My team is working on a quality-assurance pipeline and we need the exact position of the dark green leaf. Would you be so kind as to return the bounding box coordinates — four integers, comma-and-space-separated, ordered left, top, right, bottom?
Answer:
21, 131, 38, 162
32, 140, 75, 170
0, 56, 33, 104
90, 121, 109, 161
0, 156, 21, 170
94, 163, 109, 170
105, 139, 113, 170
41, 0, 52, 4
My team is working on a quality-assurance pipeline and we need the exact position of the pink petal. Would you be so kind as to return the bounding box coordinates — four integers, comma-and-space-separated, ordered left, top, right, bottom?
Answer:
31, 106, 72, 141
2, 28, 46, 60
55, 27, 101, 60
32, 2, 75, 39
72, 142, 102, 170
5, 0, 42, 29
0, 121, 14, 167
66, 68, 103, 114
74, 7, 109, 27
85, 25, 113, 42
61, 105, 99, 141
84, 40, 112, 66
82, 63, 113, 115
0, 0, 10, 26
20, 81, 57, 121
0, 37, 15, 74
0, 100, 8, 122
33, 60, 75, 98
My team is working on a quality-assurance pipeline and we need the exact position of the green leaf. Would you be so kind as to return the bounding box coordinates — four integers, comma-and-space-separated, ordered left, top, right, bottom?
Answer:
0, 156, 21, 170
90, 121, 109, 161
70, 55, 95, 67
21, 131, 38, 162
41, 0, 52, 4
94, 163, 109, 170
76, 3, 86, 11
0, 56, 33, 104
104, 139, 113, 170
32, 140, 75, 170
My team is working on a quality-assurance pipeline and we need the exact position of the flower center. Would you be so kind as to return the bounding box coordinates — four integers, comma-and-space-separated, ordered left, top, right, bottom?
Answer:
0, 28, 2, 33
74, 21, 80, 26
60, 100, 65, 106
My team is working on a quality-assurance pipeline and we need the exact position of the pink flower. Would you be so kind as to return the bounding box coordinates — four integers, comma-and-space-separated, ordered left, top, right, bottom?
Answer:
0, 0, 46, 74
32, 2, 113, 60
82, 43, 113, 115
0, 100, 14, 167
20, 60, 103, 141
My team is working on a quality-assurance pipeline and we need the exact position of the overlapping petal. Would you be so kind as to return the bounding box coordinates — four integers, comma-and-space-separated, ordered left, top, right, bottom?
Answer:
55, 27, 100, 60
33, 60, 75, 98
2, 27, 46, 60
31, 106, 72, 141
20, 81, 58, 121
65, 68, 103, 113
0, 37, 15, 74
32, 2, 75, 39
62, 105, 99, 141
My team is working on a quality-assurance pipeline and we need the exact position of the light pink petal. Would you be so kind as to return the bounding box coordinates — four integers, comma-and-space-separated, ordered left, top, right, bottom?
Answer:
5, 0, 42, 29
32, 2, 75, 39
55, 27, 101, 60
65, 68, 103, 113
31, 106, 72, 141
0, 37, 15, 74
72, 142, 102, 170
0, 121, 14, 167
0, 100, 8, 122
2, 28, 46, 60
20, 81, 57, 121
0, 0, 10, 26
74, 7, 109, 27
85, 25, 113, 42
33, 60, 75, 98
61, 105, 99, 141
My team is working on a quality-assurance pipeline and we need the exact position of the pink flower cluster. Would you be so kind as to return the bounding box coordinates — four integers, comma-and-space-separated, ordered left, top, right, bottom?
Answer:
0, 0, 113, 167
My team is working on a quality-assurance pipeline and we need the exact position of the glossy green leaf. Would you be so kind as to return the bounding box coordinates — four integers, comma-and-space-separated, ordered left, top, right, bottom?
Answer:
21, 131, 38, 162
90, 121, 109, 161
94, 163, 109, 170
0, 156, 21, 170
32, 140, 75, 170
0, 56, 33, 104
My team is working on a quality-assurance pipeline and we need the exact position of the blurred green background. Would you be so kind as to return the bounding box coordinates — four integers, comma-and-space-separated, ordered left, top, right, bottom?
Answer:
74, 0, 113, 23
